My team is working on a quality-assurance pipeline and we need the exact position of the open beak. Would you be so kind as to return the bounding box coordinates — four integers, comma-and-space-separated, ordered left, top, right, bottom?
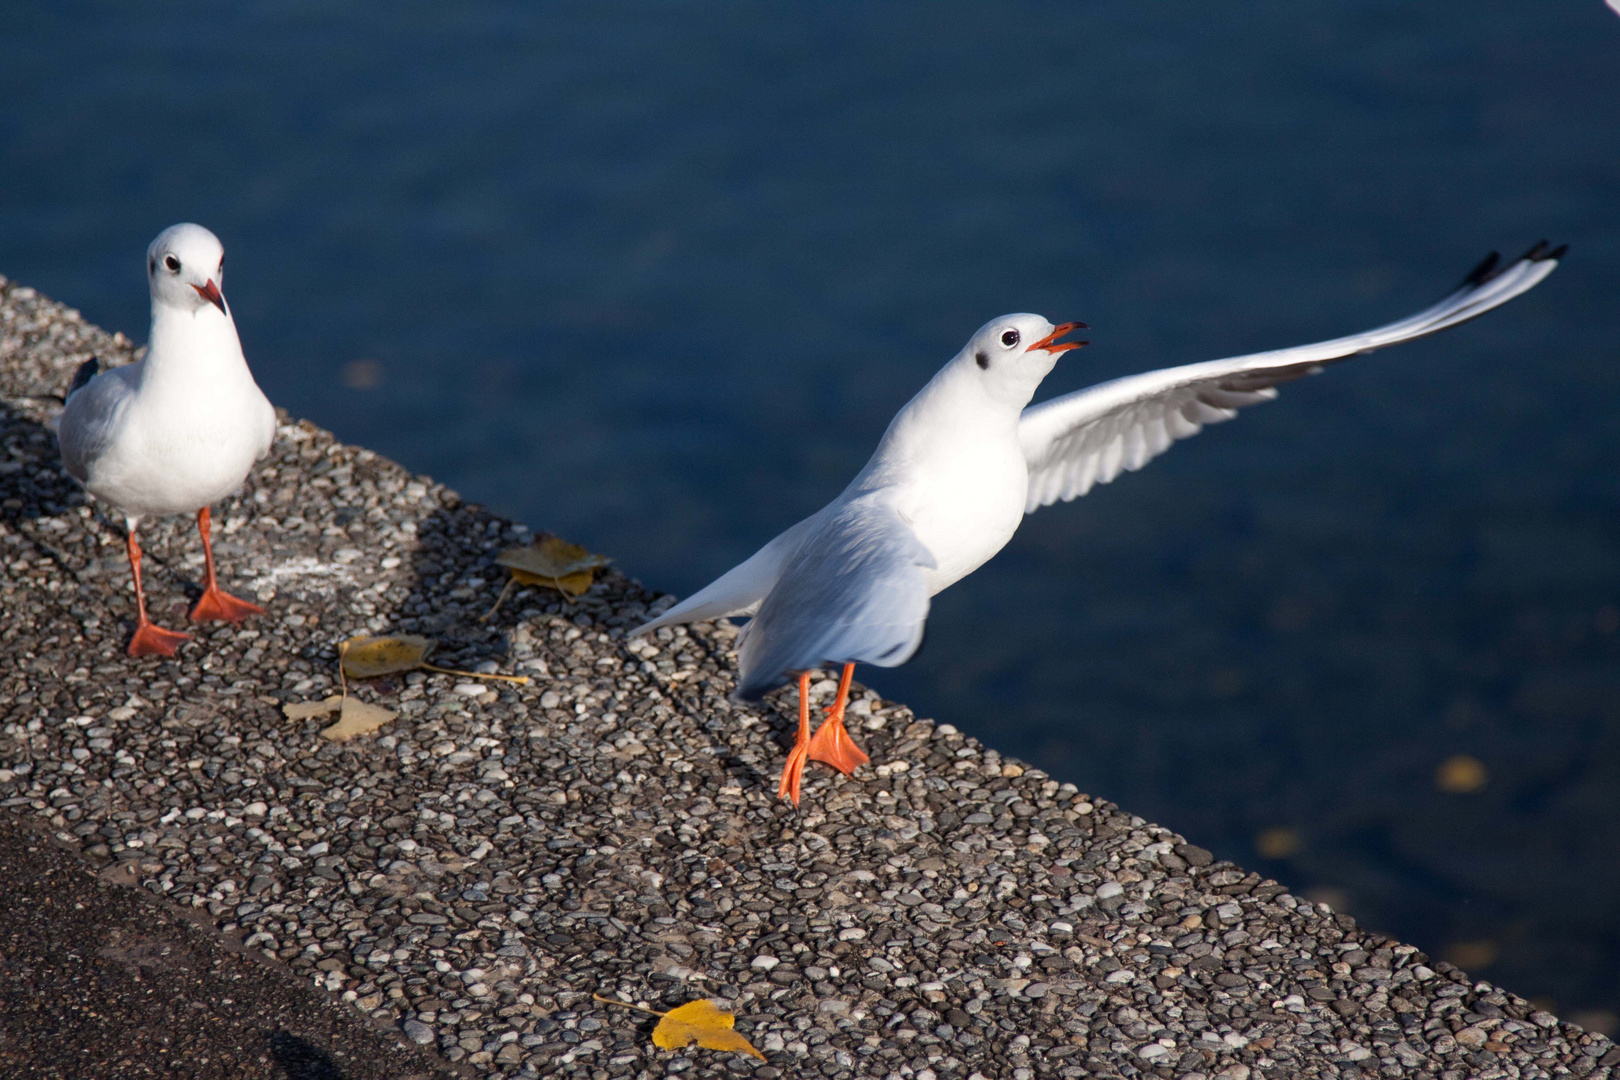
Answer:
192, 279, 227, 315
1026, 321, 1089, 354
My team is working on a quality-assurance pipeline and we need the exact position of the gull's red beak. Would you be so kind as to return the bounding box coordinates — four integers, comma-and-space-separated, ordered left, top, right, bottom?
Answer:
192, 279, 227, 315
1026, 321, 1089, 354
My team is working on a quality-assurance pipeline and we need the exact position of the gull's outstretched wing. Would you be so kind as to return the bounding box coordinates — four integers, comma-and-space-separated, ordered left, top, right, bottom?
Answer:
1019, 242, 1564, 512
733, 493, 935, 701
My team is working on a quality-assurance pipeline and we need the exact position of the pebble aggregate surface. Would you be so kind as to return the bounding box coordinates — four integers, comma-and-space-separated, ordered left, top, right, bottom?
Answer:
0, 811, 458, 1079
3, 275, 1617, 1079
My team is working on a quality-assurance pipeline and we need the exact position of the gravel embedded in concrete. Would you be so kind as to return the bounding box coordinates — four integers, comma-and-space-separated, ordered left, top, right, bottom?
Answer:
5, 274, 1620, 1079
0, 811, 458, 1080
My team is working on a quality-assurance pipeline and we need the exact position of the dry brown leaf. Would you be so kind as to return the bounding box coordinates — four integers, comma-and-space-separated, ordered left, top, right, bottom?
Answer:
482, 535, 610, 619
510, 565, 597, 597
498, 534, 611, 580
283, 696, 343, 720
496, 535, 610, 599
319, 696, 398, 741
338, 635, 529, 685
593, 995, 765, 1060
340, 634, 435, 678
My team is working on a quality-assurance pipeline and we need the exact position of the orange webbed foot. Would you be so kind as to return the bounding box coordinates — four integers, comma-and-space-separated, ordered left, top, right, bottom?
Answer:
777, 741, 810, 806
128, 620, 191, 658
806, 662, 867, 775
807, 714, 870, 775
190, 586, 264, 623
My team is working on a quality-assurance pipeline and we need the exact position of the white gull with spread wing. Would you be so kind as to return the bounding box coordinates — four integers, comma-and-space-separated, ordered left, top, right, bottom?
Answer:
636, 243, 1565, 804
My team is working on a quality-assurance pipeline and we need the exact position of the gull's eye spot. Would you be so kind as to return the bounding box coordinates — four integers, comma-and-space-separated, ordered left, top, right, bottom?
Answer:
1000, 329, 1020, 348
975, 350, 989, 370
148, 257, 156, 274
164, 255, 181, 273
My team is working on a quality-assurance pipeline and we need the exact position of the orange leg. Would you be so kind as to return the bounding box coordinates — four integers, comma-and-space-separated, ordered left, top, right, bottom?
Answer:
125, 526, 190, 658
777, 671, 814, 806
189, 506, 264, 623
806, 662, 869, 774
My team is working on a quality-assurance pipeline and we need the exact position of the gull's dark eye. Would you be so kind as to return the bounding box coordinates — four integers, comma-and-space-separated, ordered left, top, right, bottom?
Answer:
164, 255, 181, 273
1000, 329, 1020, 348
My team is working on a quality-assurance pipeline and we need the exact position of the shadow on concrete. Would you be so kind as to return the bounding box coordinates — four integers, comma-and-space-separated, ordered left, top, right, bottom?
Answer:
0, 809, 459, 1080
398, 500, 773, 791
267, 1031, 349, 1080
0, 396, 86, 526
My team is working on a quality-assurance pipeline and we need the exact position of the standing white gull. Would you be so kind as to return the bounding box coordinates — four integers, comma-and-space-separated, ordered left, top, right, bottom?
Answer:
57, 223, 277, 657
636, 242, 1565, 805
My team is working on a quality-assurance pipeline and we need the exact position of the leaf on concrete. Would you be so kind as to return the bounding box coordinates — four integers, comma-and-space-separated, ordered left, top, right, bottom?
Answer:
338, 634, 530, 685
340, 634, 436, 678
319, 696, 398, 742
497, 535, 611, 598
283, 696, 344, 720
652, 1000, 765, 1059
592, 994, 765, 1060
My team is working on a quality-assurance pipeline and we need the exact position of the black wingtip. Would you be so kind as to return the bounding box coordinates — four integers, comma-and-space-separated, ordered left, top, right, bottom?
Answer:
66, 356, 99, 400
1516, 239, 1569, 264
1461, 251, 1501, 287
1520, 239, 1551, 263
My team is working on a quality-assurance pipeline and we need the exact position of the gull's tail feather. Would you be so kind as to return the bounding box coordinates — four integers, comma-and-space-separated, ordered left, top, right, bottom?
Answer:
631, 512, 823, 637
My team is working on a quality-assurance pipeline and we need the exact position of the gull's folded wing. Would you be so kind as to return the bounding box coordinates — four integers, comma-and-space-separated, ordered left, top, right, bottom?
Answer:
733, 494, 935, 701
1018, 242, 1564, 512
56, 361, 139, 484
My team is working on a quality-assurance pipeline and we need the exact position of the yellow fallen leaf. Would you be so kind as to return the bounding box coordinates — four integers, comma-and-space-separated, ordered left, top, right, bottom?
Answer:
510, 565, 597, 597
653, 1000, 765, 1059
498, 534, 611, 584
283, 696, 343, 720
593, 995, 765, 1061
319, 696, 398, 741
340, 634, 435, 678
338, 635, 529, 685
484, 535, 612, 618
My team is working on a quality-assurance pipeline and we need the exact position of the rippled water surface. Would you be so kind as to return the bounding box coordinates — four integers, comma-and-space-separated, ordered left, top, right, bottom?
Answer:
5, 0, 1620, 1017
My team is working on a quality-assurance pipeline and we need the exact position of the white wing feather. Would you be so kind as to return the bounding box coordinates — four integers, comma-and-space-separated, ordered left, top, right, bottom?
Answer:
1019, 244, 1563, 512
733, 493, 935, 700
632, 512, 823, 635
57, 363, 139, 484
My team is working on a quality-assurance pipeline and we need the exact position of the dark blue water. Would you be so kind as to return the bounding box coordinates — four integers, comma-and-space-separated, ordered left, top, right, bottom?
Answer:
5, 0, 1620, 1019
